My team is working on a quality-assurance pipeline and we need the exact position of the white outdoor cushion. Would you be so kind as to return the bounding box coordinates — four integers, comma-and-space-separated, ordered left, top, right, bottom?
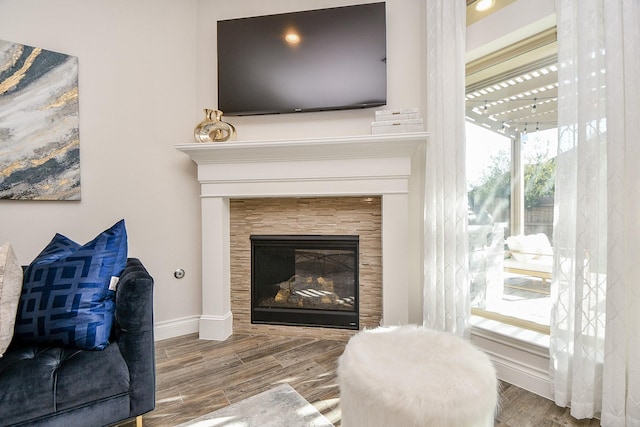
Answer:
506, 233, 553, 263
0, 243, 23, 357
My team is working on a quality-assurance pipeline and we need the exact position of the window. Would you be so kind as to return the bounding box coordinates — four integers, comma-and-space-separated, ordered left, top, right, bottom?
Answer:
465, 29, 557, 333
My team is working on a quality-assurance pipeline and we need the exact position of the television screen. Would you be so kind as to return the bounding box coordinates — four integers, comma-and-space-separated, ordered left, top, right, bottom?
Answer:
217, 3, 387, 116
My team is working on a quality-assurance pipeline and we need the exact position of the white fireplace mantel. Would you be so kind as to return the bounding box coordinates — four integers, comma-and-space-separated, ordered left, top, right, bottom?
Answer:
176, 132, 428, 340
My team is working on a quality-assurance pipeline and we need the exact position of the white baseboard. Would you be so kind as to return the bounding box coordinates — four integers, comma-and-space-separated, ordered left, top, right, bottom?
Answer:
199, 312, 233, 341
154, 315, 199, 341
470, 317, 553, 400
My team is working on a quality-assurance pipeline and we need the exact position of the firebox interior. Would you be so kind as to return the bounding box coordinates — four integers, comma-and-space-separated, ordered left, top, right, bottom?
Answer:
251, 235, 359, 330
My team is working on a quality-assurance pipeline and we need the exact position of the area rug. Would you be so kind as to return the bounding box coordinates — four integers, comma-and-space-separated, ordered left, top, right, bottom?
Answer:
176, 383, 334, 427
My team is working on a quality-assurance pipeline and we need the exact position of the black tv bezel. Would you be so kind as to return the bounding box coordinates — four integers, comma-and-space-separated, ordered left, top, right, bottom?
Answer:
216, 2, 387, 117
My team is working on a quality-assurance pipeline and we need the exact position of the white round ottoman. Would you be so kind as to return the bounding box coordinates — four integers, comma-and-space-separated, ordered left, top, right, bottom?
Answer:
338, 325, 497, 427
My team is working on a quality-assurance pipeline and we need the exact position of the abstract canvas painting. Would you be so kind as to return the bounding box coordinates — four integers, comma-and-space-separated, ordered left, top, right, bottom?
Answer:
0, 39, 80, 200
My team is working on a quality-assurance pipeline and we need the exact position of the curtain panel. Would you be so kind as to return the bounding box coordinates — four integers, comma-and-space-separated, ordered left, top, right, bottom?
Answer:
552, 0, 640, 424
423, 0, 469, 335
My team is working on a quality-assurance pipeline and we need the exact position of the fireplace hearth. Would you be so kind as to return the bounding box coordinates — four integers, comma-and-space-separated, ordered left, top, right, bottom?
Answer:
251, 235, 359, 330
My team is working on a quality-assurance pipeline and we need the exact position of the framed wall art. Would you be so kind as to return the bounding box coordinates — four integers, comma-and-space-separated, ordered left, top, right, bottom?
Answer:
0, 39, 80, 200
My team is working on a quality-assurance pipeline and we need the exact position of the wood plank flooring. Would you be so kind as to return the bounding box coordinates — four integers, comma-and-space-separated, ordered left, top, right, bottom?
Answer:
119, 333, 600, 427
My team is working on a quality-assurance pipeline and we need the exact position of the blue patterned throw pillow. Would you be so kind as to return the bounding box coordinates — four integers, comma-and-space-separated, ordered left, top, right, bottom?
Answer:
14, 220, 128, 350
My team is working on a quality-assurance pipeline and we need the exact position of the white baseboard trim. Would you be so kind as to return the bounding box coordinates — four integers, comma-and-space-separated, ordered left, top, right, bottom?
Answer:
470, 317, 553, 400
153, 312, 233, 342
199, 312, 233, 341
154, 315, 199, 341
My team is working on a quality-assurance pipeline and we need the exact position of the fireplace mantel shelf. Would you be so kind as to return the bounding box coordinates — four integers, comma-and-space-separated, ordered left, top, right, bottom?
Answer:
175, 132, 429, 164
177, 132, 428, 341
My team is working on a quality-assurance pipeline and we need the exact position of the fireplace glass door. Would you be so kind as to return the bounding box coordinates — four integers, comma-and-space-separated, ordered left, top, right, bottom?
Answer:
251, 235, 359, 329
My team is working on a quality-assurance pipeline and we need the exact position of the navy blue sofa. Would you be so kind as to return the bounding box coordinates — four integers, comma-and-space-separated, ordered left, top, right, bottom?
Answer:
0, 258, 155, 427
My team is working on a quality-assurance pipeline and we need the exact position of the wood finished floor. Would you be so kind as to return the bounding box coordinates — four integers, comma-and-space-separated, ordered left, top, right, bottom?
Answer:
119, 333, 600, 427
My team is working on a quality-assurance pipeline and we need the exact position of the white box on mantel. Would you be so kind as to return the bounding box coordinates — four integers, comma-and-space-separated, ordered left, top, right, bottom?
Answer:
371, 118, 424, 135
372, 108, 424, 134
374, 108, 420, 121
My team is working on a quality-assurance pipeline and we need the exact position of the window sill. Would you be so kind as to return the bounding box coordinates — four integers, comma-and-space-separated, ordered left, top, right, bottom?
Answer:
470, 315, 550, 348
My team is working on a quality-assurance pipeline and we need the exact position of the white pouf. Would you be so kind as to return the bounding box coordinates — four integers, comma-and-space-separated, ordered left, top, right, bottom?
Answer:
338, 325, 497, 427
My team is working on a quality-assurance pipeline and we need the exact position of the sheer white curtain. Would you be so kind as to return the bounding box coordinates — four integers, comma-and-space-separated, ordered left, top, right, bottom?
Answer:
551, 0, 640, 424
423, 0, 469, 335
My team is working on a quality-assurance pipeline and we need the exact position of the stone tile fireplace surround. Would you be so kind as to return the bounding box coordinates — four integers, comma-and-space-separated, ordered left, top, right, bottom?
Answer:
176, 133, 428, 340
232, 197, 380, 340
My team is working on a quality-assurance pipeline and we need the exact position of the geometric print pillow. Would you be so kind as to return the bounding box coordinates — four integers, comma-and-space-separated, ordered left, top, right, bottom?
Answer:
14, 220, 128, 350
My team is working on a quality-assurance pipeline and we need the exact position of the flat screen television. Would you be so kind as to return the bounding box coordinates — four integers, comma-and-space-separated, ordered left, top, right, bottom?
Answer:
217, 2, 387, 116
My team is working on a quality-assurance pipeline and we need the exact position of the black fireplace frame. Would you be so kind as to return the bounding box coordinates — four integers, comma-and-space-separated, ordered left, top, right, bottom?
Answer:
250, 234, 359, 330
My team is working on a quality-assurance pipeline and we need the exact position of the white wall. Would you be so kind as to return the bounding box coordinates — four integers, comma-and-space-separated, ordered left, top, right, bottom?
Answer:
0, 0, 427, 338
0, 0, 203, 335
466, 0, 555, 60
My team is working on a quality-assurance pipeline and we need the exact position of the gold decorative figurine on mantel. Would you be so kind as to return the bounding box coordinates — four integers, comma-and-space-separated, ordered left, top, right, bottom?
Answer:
193, 109, 236, 143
